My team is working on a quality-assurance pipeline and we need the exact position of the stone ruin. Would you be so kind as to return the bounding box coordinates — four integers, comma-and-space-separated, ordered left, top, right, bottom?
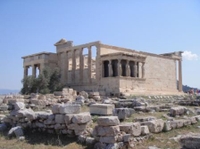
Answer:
0, 89, 200, 148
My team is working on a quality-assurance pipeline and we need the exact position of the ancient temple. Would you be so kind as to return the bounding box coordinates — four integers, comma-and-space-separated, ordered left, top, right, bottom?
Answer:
22, 39, 183, 95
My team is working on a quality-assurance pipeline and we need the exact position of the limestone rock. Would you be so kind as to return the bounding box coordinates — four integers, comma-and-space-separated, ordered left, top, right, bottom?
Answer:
141, 125, 149, 135
17, 108, 36, 121
52, 104, 62, 114
97, 116, 120, 126
79, 91, 89, 99
90, 104, 114, 116
76, 95, 85, 101
142, 119, 164, 133
72, 112, 91, 124
119, 122, 141, 137
55, 114, 65, 124
99, 136, 118, 143
170, 106, 187, 117
8, 126, 24, 138
68, 123, 87, 130
113, 108, 135, 120
64, 114, 73, 125
0, 104, 8, 111
188, 117, 197, 124
14, 102, 25, 110
86, 137, 95, 145
134, 116, 156, 122
59, 104, 81, 114
35, 111, 51, 120
95, 125, 120, 137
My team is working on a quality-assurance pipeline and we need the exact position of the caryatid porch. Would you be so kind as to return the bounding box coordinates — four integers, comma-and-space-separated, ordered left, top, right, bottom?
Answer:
101, 53, 146, 79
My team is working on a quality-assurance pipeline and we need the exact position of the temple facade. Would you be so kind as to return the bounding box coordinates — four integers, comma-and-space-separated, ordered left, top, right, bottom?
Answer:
22, 39, 183, 95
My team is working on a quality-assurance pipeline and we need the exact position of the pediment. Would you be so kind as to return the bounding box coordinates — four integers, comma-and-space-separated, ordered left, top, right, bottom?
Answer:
54, 38, 67, 46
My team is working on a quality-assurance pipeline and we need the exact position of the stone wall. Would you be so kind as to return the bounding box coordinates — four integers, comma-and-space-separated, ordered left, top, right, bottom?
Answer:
4, 102, 92, 137
145, 56, 177, 92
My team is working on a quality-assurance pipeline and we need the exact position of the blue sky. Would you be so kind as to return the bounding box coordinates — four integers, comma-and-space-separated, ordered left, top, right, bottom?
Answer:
0, 0, 200, 90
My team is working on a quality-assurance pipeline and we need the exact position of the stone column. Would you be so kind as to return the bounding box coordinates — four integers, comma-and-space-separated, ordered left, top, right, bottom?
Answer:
126, 60, 130, 77
118, 59, 121, 77
134, 61, 138, 77
79, 48, 83, 84
108, 60, 113, 77
142, 62, 145, 78
32, 64, 36, 78
65, 52, 69, 83
138, 62, 141, 78
178, 60, 182, 92
88, 46, 92, 83
72, 50, 76, 82
24, 66, 28, 78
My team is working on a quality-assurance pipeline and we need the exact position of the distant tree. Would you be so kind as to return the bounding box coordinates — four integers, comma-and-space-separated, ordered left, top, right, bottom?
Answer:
20, 67, 63, 95
48, 67, 63, 93
21, 76, 37, 95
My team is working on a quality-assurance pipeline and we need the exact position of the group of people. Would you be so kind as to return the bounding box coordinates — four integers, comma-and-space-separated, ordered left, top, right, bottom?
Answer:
187, 89, 200, 95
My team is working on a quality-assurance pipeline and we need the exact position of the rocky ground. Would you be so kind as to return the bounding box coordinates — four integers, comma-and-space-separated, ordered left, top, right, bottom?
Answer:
0, 88, 200, 149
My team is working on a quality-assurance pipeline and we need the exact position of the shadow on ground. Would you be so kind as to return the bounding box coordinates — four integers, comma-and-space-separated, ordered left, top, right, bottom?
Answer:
1, 129, 93, 149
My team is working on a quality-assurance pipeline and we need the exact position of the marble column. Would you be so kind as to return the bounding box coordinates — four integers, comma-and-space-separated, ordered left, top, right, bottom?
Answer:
72, 50, 76, 81
79, 48, 83, 83
134, 61, 138, 77
142, 62, 145, 78
24, 66, 28, 78
126, 60, 130, 77
178, 60, 182, 92
108, 60, 113, 77
65, 52, 69, 83
32, 64, 36, 78
88, 47, 92, 83
118, 59, 121, 77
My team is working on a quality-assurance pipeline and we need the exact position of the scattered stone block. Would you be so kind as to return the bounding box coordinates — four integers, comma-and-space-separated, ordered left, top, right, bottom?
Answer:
8, 126, 24, 138
170, 106, 187, 117
194, 115, 200, 121
90, 104, 114, 116
97, 116, 120, 126
141, 125, 150, 135
134, 116, 156, 122
86, 137, 95, 145
119, 122, 141, 136
59, 104, 81, 114
0, 104, 8, 111
52, 104, 62, 114
99, 136, 118, 143
188, 117, 197, 124
72, 112, 91, 124
14, 102, 25, 110
68, 123, 87, 130
55, 114, 65, 124
95, 125, 120, 137
142, 119, 164, 133
64, 114, 73, 125
123, 134, 132, 142
113, 108, 134, 120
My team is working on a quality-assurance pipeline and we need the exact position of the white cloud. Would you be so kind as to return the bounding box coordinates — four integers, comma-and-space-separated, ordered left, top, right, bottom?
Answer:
182, 51, 199, 60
